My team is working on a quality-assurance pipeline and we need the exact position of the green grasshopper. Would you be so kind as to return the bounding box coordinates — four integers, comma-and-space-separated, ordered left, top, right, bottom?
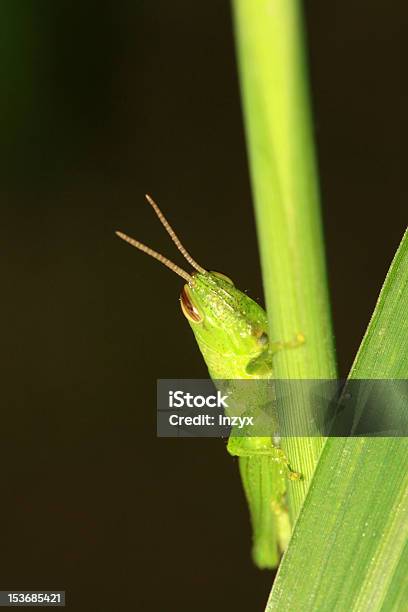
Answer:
117, 195, 302, 569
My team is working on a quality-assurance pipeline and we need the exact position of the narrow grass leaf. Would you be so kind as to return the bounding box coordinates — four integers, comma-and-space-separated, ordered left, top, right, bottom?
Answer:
266, 229, 408, 611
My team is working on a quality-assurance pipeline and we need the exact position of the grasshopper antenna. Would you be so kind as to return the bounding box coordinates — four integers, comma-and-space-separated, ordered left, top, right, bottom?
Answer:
115, 231, 194, 284
145, 194, 206, 274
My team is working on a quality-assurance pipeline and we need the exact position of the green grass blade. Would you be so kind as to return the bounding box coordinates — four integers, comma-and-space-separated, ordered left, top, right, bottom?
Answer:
266, 230, 408, 611
231, 0, 337, 520
350, 229, 408, 379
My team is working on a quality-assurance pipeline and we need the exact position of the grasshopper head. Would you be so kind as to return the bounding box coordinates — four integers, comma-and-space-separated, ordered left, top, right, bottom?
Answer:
116, 195, 271, 377
180, 272, 270, 376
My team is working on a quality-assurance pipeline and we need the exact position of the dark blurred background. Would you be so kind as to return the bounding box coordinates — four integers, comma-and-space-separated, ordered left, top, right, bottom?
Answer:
1, 1, 406, 610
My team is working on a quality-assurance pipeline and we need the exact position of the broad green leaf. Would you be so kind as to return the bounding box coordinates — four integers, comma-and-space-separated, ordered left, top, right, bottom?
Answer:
266, 230, 408, 611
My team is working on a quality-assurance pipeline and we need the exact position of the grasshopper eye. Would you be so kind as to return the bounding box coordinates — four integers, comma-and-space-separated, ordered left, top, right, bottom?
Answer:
211, 271, 234, 286
180, 285, 203, 323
